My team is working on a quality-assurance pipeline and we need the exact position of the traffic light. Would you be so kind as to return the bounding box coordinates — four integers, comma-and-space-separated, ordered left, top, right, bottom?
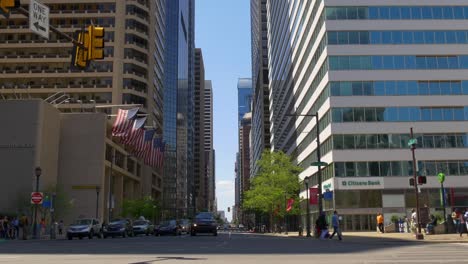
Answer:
409, 178, 415, 187
72, 30, 89, 68
87, 25, 104, 60
417, 176, 427, 185
227, 207, 230, 213
0, 0, 19, 18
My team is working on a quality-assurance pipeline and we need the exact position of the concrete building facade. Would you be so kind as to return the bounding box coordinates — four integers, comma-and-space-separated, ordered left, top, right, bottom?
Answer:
203, 80, 216, 212
266, 0, 468, 231
0, 100, 162, 225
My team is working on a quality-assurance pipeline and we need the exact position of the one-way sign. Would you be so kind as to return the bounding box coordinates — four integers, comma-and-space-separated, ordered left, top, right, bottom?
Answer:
29, 0, 49, 39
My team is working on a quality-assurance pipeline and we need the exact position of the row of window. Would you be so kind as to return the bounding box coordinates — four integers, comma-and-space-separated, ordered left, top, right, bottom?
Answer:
327, 30, 468, 45
332, 133, 468, 150
331, 107, 468, 123
335, 160, 468, 178
329, 81, 468, 96
329, 55, 468, 71
326, 6, 468, 20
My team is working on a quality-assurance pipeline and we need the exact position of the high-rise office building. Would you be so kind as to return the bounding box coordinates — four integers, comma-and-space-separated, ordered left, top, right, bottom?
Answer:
203, 80, 216, 212
194, 48, 207, 212
250, 0, 271, 179
163, 0, 195, 219
267, 1, 468, 231
237, 78, 253, 123
238, 112, 252, 225
0, 1, 165, 219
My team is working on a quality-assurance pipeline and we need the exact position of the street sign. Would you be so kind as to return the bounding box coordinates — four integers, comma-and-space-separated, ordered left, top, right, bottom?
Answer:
408, 138, 418, 147
437, 173, 445, 183
311, 161, 328, 167
29, 0, 49, 39
31, 192, 43, 204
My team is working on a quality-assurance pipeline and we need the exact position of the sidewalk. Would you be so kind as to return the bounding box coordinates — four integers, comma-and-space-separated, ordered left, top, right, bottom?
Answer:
265, 231, 468, 243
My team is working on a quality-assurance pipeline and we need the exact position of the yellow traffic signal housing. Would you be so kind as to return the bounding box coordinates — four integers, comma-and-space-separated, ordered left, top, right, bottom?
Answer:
0, 0, 19, 18
71, 30, 89, 68
88, 25, 105, 60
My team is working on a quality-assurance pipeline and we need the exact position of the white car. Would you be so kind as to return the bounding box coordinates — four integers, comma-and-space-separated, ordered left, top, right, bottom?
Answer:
67, 218, 102, 240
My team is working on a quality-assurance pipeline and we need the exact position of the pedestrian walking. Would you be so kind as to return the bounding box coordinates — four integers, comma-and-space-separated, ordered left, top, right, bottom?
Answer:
464, 209, 468, 235
329, 211, 342, 241
317, 213, 329, 239
12, 217, 19, 239
2, 216, 9, 239
20, 215, 29, 240
377, 213, 384, 233
459, 209, 468, 237
452, 208, 460, 233
58, 220, 64, 236
411, 209, 418, 233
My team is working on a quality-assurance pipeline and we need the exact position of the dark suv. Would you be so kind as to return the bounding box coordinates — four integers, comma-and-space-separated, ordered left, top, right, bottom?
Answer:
103, 219, 134, 238
191, 212, 217, 236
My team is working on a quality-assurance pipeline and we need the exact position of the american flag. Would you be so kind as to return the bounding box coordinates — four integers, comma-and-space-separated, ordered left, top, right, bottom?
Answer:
112, 108, 139, 137
134, 129, 155, 158
121, 117, 147, 146
147, 137, 165, 168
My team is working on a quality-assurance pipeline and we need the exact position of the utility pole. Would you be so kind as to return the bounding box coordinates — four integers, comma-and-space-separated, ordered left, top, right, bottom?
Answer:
305, 179, 311, 237
410, 127, 424, 240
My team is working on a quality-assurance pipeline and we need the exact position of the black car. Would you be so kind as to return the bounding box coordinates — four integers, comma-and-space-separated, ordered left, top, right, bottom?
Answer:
191, 212, 217, 236
103, 219, 134, 238
154, 220, 181, 236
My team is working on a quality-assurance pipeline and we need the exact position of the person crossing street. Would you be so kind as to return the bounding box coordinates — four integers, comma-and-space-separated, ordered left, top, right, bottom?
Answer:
329, 211, 342, 241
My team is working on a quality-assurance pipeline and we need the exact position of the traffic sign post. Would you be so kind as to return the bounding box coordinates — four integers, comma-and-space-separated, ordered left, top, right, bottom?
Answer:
29, 0, 49, 39
437, 172, 448, 233
31, 192, 43, 205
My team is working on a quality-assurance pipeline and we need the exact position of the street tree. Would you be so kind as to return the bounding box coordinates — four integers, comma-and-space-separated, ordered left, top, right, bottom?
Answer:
121, 196, 160, 221
243, 150, 302, 231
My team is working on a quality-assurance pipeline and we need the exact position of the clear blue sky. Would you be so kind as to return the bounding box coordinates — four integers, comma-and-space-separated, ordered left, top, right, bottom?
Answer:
195, 0, 251, 221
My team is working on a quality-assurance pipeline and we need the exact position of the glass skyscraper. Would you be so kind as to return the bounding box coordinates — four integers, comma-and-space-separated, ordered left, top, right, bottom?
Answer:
237, 78, 253, 124
266, 1, 468, 231
163, 0, 195, 219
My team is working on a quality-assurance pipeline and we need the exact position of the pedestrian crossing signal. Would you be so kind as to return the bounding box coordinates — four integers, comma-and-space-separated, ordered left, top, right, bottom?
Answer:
87, 25, 105, 60
71, 30, 89, 68
409, 178, 415, 187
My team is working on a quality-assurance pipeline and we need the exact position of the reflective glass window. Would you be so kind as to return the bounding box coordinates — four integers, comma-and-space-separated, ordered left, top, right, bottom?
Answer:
345, 162, 356, 177
432, 108, 442, 121
405, 56, 417, 69
448, 56, 458, 68
463, 81, 468, 94
440, 81, 451, 95
347, 7, 358, 19
394, 56, 404, 69
349, 56, 361, 69
328, 32, 338, 44
421, 108, 431, 121
380, 7, 390, 19
363, 82, 373, 95
459, 56, 468, 68
337, 8, 346, 19
369, 7, 378, 19
456, 31, 467, 43
333, 135, 344, 149
359, 31, 370, 44
401, 7, 411, 19
409, 108, 421, 121
370, 31, 380, 44
413, 31, 424, 44
424, 31, 435, 44
429, 82, 440, 95
390, 7, 401, 19
378, 134, 389, 148
411, 7, 422, 19
398, 108, 410, 121
448, 162, 459, 175
332, 108, 343, 122
374, 81, 385, 95
382, 31, 392, 44
335, 163, 345, 177
443, 109, 454, 121
354, 108, 365, 121
435, 31, 445, 43
352, 82, 363, 95
451, 81, 461, 95
369, 162, 380, 176
416, 57, 427, 69
326, 8, 337, 20
454, 7, 464, 19
380, 162, 391, 176
356, 162, 369, 176
391, 162, 402, 176
355, 134, 366, 149
437, 57, 449, 69
446, 31, 457, 43
389, 134, 401, 148
385, 81, 396, 95
367, 134, 378, 149
365, 108, 376, 121
338, 31, 348, 44
443, 7, 454, 19
349, 31, 360, 44
358, 7, 367, 19
393, 31, 403, 44
384, 107, 397, 121
341, 82, 352, 96
372, 56, 383, 69
397, 81, 407, 95
342, 108, 354, 122
407, 81, 418, 95
426, 56, 437, 69
376, 108, 385, 121
422, 7, 432, 19
383, 56, 394, 69
454, 108, 464, 121
403, 31, 413, 43
433, 7, 443, 19
330, 82, 341, 96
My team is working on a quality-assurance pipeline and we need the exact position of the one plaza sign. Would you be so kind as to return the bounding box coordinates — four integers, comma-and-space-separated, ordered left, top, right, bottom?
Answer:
337, 177, 384, 190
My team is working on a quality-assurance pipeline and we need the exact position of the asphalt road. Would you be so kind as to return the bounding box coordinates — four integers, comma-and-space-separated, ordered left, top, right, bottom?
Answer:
0, 232, 467, 263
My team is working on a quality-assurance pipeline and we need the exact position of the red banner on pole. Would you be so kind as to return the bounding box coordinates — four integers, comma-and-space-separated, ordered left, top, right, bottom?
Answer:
286, 198, 294, 212
309, 187, 318, 205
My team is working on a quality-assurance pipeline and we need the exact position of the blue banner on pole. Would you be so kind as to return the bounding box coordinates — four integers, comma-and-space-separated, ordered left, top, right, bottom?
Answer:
42, 200, 51, 208
323, 191, 333, 200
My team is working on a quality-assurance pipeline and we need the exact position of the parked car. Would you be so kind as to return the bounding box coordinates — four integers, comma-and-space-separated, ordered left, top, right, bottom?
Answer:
67, 218, 102, 240
191, 212, 217, 236
179, 219, 190, 234
132, 220, 154, 236
155, 220, 181, 236
103, 219, 134, 238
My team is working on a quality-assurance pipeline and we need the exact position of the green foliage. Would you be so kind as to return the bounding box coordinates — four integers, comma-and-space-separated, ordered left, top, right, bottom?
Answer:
390, 215, 400, 223
243, 150, 303, 219
44, 184, 73, 221
433, 213, 444, 224
121, 196, 160, 220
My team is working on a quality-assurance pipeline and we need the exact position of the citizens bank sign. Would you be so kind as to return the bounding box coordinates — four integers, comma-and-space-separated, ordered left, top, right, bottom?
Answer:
337, 177, 384, 190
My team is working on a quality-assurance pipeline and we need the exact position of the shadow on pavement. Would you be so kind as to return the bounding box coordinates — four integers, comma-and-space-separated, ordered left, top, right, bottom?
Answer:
0, 233, 429, 255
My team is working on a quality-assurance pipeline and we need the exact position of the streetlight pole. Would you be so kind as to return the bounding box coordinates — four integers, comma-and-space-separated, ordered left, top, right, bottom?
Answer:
33, 167, 42, 239
96, 186, 101, 219
108, 151, 114, 223
304, 179, 311, 237
286, 112, 324, 216
410, 127, 424, 240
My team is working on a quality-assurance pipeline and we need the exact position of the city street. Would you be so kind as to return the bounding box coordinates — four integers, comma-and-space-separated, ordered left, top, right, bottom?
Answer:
0, 232, 467, 263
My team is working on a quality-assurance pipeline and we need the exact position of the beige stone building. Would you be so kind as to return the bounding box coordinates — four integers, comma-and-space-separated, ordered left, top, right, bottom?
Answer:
0, 100, 162, 225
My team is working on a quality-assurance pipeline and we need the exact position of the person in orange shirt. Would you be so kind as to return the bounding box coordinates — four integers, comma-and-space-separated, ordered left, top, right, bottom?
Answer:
377, 213, 384, 233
